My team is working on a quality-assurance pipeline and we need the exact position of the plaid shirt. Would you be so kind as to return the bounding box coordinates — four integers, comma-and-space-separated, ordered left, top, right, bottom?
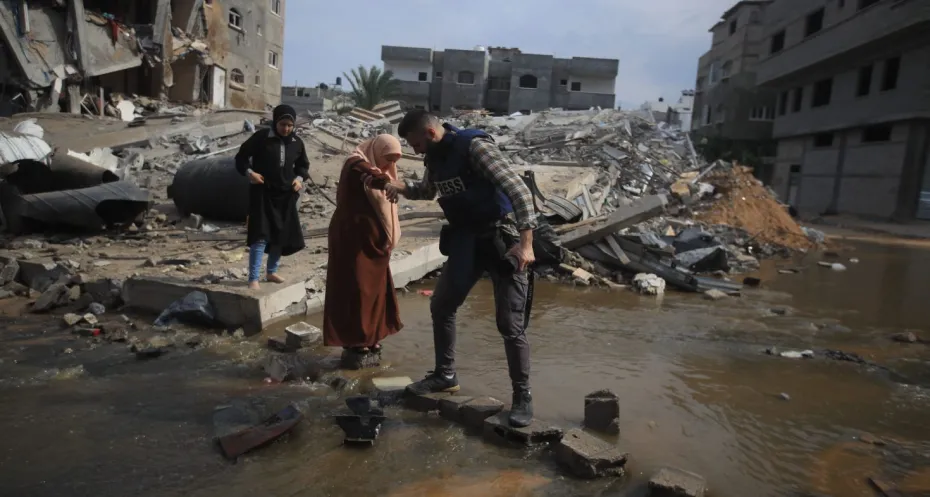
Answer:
403, 137, 539, 231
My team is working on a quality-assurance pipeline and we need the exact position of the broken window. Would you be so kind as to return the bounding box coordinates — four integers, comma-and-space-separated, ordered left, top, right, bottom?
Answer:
778, 91, 788, 115
457, 71, 475, 85
560, 79, 568, 86
701, 105, 711, 125
750, 106, 774, 121
792, 87, 804, 112
858, 0, 881, 11
813, 133, 834, 147
729, 20, 737, 35
435, 71, 442, 78
518, 74, 538, 89
812, 78, 832, 107
862, 124, 892, 142
696, 76, 705, 90
770, 30, 786, 54
255, 73, 261, 86
708, 62, 719, 84
570, 82, 581, 91
418, 72, 428, 82
881, 56, 900, 91
856, 64, 873, 96
805, 8, 824, 37
257, 24, 262, 36
231, 69, 245, 84
271, 0, 282, 15
721, 60, 733, 79
228, 8, 243, 29
268, 51, 279, 68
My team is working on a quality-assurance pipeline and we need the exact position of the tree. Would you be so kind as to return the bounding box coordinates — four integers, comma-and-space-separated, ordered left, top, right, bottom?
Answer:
342, 65, 400, 110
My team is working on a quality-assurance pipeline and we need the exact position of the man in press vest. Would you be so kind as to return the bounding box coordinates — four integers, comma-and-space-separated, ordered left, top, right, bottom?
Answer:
383, 109, 538, 427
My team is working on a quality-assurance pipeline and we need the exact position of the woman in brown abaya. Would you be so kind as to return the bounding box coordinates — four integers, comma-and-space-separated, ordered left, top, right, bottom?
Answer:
323, 134, 403, 354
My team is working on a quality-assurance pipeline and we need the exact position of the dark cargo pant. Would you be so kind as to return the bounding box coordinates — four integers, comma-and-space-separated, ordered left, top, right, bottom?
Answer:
431, 228, 531, 392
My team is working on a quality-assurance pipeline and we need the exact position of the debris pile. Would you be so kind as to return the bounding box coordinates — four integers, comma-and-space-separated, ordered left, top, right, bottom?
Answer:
444, 108, 820, 294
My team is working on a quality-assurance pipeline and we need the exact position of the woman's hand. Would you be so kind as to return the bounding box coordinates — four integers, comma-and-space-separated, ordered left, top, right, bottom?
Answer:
292, 177, 303, 192
248, 171, 264, 185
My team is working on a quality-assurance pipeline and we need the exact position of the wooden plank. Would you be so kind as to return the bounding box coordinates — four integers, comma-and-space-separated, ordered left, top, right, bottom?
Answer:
564, 171, 598, 201
559, 194, 668, 250
581, 187, 598, 217
554, 215, 608, 234
605, 234, 631, 265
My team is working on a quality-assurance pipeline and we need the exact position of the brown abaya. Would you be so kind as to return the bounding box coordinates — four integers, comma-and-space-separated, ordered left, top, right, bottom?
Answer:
322, 155, 403, 347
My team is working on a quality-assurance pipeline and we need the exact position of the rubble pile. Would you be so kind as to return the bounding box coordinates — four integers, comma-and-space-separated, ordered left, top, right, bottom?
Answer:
443, 108, 820, 293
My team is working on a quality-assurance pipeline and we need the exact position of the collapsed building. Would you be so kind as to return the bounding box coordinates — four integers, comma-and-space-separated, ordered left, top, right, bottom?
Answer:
0, 0, 285, 117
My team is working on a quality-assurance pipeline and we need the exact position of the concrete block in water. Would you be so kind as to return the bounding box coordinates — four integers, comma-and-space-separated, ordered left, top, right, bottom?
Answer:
285, 321, 322, 349
438, 395, 474, 423
339, 349, 381, 370
482, 411, 562, 447
648, 467, 706, 497
584, 389, 620, 435
405, 391, 452, 412
555, 428, 628, 479
460, 396, 505, 429
371, 376, 412, 406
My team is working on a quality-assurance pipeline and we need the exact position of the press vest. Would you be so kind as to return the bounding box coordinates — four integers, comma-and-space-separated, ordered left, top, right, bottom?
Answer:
427, 124, 514, 228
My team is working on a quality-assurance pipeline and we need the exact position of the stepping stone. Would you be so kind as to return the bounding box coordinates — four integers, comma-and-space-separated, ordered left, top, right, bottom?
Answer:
555, 428, 628, 479
648, 467, 706, 497
482, 411, 562, 447
584, 389, 620, 434
459, 396, 504, 429
438, 395, 474, 423
266, 336, 292, 352
340, 349, 381, 370
404, 391, 453, 412
371, 376, 412, 406
285, 322, 322, 349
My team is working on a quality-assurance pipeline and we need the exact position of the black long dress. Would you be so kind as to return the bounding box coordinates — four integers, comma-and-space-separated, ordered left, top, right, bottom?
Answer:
234, 128, 310, 256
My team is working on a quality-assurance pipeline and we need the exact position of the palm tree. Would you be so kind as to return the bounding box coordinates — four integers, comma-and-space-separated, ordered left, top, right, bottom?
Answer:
342, 65, 401, 110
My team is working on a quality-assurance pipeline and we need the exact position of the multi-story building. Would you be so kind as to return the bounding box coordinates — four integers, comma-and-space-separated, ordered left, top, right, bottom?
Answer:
381, 45, 618, 115
0, 0, 284, 116
758, 0, 930, 220
206, 0, 286, 109
693, 0, 777, 152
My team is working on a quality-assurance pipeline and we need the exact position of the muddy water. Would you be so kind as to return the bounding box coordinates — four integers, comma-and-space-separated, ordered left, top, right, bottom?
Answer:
2, 240, 930, 497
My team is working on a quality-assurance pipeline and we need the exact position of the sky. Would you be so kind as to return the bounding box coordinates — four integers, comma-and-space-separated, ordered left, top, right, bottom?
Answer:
281, 0, 736, 109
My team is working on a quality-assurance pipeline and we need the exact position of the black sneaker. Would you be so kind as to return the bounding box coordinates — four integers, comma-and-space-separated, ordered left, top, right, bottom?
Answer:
405, 371, 460, 396
509, 390, 533, 427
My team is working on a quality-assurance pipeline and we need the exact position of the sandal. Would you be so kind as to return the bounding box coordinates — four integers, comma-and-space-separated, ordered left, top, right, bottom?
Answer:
371, 344, 382, 353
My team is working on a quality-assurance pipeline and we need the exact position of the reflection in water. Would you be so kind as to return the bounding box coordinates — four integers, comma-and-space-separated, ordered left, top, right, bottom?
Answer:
0, 240, 929, 497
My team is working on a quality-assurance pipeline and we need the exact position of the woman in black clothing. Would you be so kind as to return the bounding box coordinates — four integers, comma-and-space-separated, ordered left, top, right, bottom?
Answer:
234, 104, 310, 290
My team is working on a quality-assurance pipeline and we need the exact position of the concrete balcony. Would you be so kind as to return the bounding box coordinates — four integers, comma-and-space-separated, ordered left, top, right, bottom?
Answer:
381, 45, 432, 63
569, 57, 619, 78
567, 92, 616, 110
757, 0, 930, 85
396, 80, 431, 99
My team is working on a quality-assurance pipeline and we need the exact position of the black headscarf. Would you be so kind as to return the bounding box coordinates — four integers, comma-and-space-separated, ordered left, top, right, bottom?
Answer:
272, 104, 297, 142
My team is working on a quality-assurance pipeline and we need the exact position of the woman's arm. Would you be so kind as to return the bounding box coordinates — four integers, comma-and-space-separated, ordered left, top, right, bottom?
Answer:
293, 140, 311, 181
234, 132, 259, 176
349, 159, 391, 189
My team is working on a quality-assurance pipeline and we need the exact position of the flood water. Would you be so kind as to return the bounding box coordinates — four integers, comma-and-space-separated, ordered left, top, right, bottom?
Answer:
2, 240, 930, 497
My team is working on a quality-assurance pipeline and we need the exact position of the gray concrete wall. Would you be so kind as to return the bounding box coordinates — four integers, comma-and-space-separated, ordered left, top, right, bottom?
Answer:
382, 45, 432, 62
508, 53, 554, 113
436, 49, 487, 114
756, 0, 930, 85
569, 57, 619, 78
770, 40, 930, 138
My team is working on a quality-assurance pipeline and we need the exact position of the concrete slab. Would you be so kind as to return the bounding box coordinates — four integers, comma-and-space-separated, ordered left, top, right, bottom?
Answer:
460, 396, 505, 430
584, 389, 620, 435
482, 411, 563, 447
555, 428, 628, 479
122, 276, 306, 333
648, 467, 706, 497
391, 242, 447, 288
371, 376, 412, 406
405, 391, 453, 412
438, 395, 475, 423
285, 322, 322, 349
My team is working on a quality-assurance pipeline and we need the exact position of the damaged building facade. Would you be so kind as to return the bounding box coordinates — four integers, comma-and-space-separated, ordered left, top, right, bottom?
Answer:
381, 45, 619, 115
0, 0, 285, 117
758, 0, 930, 220
692, 1, 778, 164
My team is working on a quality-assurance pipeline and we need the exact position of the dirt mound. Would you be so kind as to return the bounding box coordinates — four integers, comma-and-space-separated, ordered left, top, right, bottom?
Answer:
697, 166, 814, 250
